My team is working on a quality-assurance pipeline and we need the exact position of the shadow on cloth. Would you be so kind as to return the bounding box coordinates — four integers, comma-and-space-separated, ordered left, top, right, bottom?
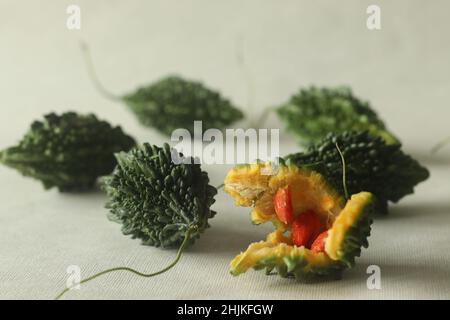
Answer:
377, 201, 450, 221
188, 222, 270, 256
260, 261, 450, 296
405, 147, 450, 167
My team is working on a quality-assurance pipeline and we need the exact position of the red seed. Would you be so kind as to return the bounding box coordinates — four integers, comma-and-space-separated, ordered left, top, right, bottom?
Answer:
273, 186, 294, 224
291, 211, 321, 248
311, 231, 329, 253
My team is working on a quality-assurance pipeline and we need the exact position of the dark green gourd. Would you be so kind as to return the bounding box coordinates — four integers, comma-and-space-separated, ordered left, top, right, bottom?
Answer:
265, 86, 399, 146
285, 131, 430, 214
55, 143, 218, 299
0, 112, 136, 192
103, 143, 217, 247
82, 44, 243, 136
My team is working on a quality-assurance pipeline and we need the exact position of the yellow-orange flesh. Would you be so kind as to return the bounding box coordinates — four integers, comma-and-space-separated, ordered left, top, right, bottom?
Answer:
225, 163, 373, 274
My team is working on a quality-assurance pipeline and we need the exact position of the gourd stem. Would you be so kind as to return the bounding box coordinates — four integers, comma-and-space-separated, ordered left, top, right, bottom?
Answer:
335, 143, 349, 200
253, 107, 277, 129
236, 38, 277, 129
216, 183, 224, 190
80, 41, 122, 102
55, 227, 194, 300
431, 136, 450, 154
236, 37, 256, 129
300, 161, 323, 168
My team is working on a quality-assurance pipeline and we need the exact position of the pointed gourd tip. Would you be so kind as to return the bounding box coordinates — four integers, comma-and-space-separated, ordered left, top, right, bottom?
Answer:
229, 269, 239, 277
0, 149, 6, 164
380, 129, 401, 146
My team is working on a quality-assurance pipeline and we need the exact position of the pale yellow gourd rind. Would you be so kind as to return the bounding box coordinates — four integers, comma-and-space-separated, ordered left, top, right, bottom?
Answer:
325, 192, 373, 266
224, 162, 272, 207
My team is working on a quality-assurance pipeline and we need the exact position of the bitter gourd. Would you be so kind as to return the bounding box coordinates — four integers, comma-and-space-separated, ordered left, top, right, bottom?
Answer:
276, 86, 398, 146
224, 161, 374, 280
103, 143, 217, 248
286, 131, 430, 214
0, 112, 136, 192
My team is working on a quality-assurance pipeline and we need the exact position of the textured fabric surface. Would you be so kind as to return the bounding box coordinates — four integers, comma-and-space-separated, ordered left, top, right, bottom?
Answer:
0, 0, 449, 300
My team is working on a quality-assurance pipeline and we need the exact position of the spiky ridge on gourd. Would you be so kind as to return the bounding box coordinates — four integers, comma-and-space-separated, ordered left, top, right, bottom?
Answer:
224, 162, 374, 280
103, 143, 217, 248
0, 112, 136, 192
123, 75, 244, 136
276, 86, 399, 146
285, 131, 430, 214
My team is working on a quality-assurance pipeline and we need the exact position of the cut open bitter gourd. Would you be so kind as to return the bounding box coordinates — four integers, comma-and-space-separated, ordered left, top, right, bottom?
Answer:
224, 162, 374, 280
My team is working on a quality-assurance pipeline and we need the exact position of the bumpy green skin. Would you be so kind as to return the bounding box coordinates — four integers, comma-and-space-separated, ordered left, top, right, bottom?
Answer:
276, 86, 399, 146
103, 143, 217, 248
123, 75, 244, 136
253, 255, 346, 281
286, 131, 430, 214
0, 112, 136, 192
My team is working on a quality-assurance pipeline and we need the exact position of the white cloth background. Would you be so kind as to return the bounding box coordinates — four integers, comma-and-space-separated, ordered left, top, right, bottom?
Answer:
0, 0, 449, 299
